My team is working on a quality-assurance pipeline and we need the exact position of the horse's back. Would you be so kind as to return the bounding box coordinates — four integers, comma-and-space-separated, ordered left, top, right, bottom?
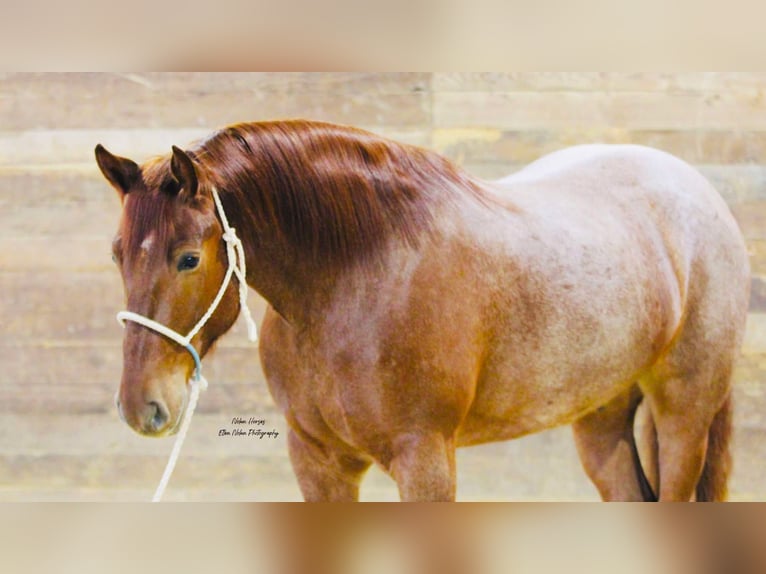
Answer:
494, 144, 747, 283
498, 144, 726, 213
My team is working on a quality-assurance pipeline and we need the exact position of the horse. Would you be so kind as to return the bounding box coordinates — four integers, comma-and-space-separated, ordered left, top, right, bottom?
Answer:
95, 120, 750, 501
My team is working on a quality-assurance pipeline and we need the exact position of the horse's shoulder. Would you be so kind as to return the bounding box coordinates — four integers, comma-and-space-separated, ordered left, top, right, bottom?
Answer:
259, 307, 299, 367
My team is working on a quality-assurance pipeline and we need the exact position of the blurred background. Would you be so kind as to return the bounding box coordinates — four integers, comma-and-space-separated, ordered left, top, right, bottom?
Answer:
1, 72, 765, 501
1, 504, 764, 574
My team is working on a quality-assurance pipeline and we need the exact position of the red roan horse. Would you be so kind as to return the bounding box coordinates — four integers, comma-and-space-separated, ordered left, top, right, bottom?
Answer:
96, 120, 750, 501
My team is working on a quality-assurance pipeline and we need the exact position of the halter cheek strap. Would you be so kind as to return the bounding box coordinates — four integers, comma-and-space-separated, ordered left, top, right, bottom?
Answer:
115, 187, 258, 502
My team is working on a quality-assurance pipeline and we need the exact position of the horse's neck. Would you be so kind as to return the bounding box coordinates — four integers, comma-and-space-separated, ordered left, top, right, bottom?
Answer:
239, 236, 328, 327
222, 175, 486, 329
217, 195, 333, 326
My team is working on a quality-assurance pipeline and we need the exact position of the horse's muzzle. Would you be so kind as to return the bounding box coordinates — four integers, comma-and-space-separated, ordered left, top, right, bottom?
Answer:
116, 393, 178, 437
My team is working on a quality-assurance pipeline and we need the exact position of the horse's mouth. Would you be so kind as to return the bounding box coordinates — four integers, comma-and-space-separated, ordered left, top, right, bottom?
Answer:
163, 390, 189, 437
164, 415, 183, 437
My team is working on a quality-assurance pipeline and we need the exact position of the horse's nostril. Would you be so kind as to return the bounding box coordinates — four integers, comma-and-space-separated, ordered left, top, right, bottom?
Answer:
148, 401, 169, 432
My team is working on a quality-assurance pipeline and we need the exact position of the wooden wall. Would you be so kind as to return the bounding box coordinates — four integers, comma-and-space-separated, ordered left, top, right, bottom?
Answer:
1, 73, 765, 500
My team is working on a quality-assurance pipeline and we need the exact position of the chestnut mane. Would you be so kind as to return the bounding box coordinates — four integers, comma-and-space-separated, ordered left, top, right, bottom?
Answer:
139, 120, 487, 267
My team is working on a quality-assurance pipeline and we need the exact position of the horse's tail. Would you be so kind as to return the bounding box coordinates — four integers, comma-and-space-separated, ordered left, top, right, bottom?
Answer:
696, 393, 733, 502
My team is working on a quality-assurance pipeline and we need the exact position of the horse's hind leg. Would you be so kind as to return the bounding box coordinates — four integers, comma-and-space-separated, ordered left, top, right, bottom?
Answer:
572, 385, 655, 501
640, 369, 731, 502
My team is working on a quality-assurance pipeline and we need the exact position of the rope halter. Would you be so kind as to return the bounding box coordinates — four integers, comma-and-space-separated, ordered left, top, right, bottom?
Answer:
115, 187, 258, 501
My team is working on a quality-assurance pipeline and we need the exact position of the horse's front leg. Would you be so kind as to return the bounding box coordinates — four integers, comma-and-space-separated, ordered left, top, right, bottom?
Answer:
390, 431, 457, 501
288, 428, 371, 501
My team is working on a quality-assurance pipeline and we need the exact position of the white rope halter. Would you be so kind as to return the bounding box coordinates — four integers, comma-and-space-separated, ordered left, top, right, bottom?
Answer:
116, 187, 258, 502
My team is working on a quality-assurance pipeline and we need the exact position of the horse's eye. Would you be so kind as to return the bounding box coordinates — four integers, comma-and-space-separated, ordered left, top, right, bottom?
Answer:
111, 253, 117, 263
177, 253, 200, 271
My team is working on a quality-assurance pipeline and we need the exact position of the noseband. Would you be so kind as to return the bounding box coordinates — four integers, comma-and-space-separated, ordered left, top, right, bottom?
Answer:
116, 187, 258, 501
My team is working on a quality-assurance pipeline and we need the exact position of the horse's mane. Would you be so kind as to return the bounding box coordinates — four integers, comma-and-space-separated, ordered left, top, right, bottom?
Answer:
140, 120, 487, 267
197, 121, 491, 265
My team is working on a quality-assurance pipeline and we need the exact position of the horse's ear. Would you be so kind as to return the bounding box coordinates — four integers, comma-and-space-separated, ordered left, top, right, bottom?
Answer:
94, 144, 140, 199
170, 146, 198, 198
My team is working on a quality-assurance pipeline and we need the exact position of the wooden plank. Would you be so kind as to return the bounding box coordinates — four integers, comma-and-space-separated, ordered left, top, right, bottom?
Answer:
0, 129, 210, 167
0, 341, 267, 386
0, 238, 116, 271
0, 413, 287, 457
0, 169, 118, 206
729, 427, 766, 501
0, 465, 398, 501
0, 73, 431, 131
0, 338, 266, 380
0, 202, 120, 240
732, 201, 766, 240
750, 277, 766, 313
0, 127, 432, 167
433, 128, 766, 170
0, 452, 400, 501
433, 73, 766, 93
742, 313, 766, 355
0, 453, 297, 490
698, 165, 766, 205
433, 91, 766, 130
2, 72, 430, 98
0, 203, 119, 238
0, 271, 124, 342
454, 427, 594, 500
747, 239, 766, 276
633, 134, 766, 167
0, 380, 274, 413
0, 487, 303, 501
732, 374, 766, 430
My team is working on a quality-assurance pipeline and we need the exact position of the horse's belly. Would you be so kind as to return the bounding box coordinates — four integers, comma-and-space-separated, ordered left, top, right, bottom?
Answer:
456, 367, 641, 446
456, 403, 583, 446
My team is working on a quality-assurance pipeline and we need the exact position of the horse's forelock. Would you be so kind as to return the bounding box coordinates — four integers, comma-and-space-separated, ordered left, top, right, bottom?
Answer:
119, 158, 184, 263
121, 188, 176, 265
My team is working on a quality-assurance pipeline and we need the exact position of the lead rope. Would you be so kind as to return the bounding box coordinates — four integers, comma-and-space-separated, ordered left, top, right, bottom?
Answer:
151, 373, 207, 501
116, 187, 257, 502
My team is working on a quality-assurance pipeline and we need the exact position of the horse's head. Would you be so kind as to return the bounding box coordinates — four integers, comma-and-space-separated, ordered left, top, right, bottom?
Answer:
96, 144, 241, 437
